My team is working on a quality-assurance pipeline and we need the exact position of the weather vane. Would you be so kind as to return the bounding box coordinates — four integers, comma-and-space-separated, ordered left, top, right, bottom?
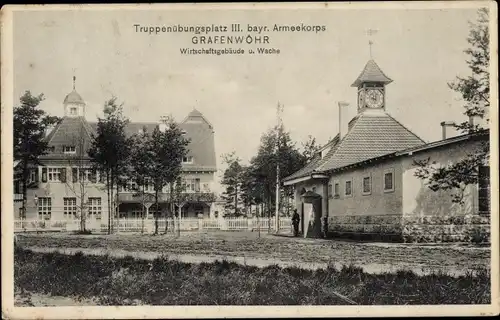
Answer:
367, 29, 378, 59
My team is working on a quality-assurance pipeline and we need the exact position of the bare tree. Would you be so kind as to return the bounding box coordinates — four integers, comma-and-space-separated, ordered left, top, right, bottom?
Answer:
64, 126, 94, 232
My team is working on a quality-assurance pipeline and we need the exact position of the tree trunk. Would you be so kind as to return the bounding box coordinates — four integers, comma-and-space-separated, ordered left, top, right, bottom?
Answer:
141, 185, 145, 234
166, 184, 172, 234
110, 172, 115, 234
234, 185, 238, 217
80, 193, 86, 232
116, 180, 120, 233
154, 189, 159, 235
21, 161, 28, 220
106, 172, 111, 234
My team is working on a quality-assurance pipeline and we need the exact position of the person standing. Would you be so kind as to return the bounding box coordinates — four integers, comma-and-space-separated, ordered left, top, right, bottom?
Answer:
292, 209, 300, 237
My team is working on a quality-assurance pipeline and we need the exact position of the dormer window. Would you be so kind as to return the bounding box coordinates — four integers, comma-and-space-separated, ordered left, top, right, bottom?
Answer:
320, 146, 331, 159
63, 146, 76, 154
182, 156, 194, 164
70, 107, 77, 115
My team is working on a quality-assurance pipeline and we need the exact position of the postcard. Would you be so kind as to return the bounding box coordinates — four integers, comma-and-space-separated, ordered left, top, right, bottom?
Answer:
1, 2, 498, 319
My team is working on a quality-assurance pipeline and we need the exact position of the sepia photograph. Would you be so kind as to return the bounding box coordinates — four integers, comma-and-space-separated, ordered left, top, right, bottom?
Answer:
1, 2, 498, 319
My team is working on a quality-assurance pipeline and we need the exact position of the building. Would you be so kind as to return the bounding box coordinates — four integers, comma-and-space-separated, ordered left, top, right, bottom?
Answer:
283, 59, 491, 242
14, 80, 218, 221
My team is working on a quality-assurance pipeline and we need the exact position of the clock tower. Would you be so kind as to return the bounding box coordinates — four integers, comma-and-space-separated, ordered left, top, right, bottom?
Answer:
351, 59, 393, 113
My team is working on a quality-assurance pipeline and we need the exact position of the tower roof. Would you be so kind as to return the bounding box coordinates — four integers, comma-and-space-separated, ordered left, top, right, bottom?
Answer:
351, 59, 393, 87
187, 108, 204, 118
63, 90, 85, 105
283, 112, 425, 181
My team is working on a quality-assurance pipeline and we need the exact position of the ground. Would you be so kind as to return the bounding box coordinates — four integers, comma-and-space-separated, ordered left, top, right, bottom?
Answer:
16, 231, 490, 275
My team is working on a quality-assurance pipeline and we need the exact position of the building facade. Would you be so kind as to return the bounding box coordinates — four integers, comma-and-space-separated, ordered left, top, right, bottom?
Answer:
284, 59, 491, 242
14, 83, 218, 222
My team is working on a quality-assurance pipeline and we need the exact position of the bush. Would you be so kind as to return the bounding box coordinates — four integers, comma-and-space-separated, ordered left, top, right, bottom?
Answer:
14, 248, 491, 305
73, 230, 92, 235
467, 227, 489, 245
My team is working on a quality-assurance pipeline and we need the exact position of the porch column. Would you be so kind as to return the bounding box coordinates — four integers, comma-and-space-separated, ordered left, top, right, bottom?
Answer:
144, 202, 153, 219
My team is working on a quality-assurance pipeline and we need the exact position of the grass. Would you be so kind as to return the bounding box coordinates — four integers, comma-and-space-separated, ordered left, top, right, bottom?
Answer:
16, 232, 491, 272
14, 247, 490, 305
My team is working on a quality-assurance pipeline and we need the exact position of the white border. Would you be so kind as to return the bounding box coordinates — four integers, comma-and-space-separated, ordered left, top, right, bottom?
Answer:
1, 1, 499, 319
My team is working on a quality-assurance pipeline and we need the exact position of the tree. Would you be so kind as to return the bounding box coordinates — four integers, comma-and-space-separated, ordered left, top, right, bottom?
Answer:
414, 8, 490, 205
245, 125, 305, 220
129, 126, 154, 233
301, 135, 321, 163
13, 91, 61, 218
147, 118, 189, 235
88, 97, 130, 234
64, 126, 95, 232
220, 152, 245, 217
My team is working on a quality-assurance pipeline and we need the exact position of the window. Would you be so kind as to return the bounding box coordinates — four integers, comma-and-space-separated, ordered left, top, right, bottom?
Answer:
334, 182, 340, 198
186, 179, 196, 192
384, 169, 394, 192
29, 169, 37, 183
64, 146, 76, 154
182, 156, 194, 164
362, 175, 371, 195
345, 180, 353, 197
88, 197, 102, 218
203, 183, 209, 192
63, 197, 77, 218
195, 178, 201, 192
70, 107, 77, 115
328, 184, 333, 198
79, 168, 91, 182
38, 197, 52, 220
48, 168, 62, 182
478, 165, 490, 215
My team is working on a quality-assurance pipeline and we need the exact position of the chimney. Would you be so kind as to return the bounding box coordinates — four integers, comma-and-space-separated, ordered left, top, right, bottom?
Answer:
440, 121, 455, 140
338, 101, 350, 140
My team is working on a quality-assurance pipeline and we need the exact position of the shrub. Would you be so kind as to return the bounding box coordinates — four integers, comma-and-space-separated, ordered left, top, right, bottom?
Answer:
14, 248, 490, 305
467, 227, 489, 245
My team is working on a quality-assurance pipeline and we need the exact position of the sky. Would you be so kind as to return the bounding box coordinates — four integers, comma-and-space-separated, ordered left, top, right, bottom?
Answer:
11, 4, 486, 188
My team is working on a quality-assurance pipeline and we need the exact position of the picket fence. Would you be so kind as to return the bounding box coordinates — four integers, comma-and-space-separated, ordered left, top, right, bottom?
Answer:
14, 217, 292, 233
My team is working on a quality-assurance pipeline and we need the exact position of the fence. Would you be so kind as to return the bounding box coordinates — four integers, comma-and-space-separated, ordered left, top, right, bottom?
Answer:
14, 217, 292, 233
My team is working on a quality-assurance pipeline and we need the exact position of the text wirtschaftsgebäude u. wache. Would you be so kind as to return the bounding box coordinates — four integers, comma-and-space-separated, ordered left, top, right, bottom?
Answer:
133, 23, 327, 55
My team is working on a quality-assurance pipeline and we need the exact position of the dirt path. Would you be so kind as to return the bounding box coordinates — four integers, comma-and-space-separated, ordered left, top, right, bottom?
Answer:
24, 246, 478, 277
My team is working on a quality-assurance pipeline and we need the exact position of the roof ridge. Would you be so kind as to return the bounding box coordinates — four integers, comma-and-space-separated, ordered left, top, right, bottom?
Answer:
78, 116, 95, 139
45, 117, 65, 145
383, 112, 426, 144
314, 116, 363, 172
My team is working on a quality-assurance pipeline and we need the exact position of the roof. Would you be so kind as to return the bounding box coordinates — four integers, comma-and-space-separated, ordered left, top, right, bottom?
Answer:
326, 128, 490, 174
283, 111, 425, 183
283, 135, 340, 181
82, 110, 217, 172
63, 90, 85, 105
317, 112, 425, 171
41, 116, 95, 160
351, 59, 393, 87
182, 108, 214, 129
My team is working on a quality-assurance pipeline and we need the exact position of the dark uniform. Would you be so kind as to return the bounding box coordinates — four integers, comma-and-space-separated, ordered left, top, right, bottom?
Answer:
292, 210, 300, 237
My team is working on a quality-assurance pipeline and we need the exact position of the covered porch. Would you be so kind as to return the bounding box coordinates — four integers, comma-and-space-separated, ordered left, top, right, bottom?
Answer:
117, 202, 212, 219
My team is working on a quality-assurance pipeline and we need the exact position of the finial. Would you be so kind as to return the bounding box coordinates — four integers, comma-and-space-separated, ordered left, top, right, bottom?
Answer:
72, 68, 76, 90
367, 29, 378, 59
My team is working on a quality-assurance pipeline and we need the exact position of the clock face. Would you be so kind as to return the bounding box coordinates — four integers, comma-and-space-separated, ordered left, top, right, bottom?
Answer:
366, 89, 384, 109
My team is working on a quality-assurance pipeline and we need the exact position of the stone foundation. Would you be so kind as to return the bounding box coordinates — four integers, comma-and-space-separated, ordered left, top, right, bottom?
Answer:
327, 214, 490, 243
